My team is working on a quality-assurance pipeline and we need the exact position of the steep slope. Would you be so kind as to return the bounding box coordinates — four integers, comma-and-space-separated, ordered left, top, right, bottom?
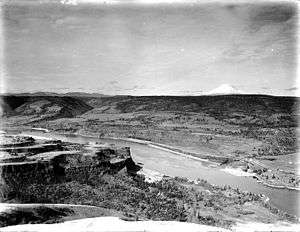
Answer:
0, 96, 93, 120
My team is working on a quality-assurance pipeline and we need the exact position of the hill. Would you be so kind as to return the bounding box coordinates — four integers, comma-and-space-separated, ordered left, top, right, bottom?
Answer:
1, 94, 298, 128
0, 95, 93, 122
1, 94, 298, 159
2, 92, 110, 98
79, 94, 298, 127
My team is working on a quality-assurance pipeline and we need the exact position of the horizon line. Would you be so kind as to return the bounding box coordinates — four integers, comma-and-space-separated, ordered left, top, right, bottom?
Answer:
1, 91, 298, 98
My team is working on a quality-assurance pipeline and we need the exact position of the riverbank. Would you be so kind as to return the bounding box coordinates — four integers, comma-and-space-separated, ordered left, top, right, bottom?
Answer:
255, 176, 300, 191
4, 129, 300, 219
73, 131, 300, 192
16, 129, 300, 192
109, 137, 219, 164
106, 137, 300, 192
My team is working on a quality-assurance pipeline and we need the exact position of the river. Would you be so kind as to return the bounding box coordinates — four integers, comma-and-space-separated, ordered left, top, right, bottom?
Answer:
19, 131, 300, 217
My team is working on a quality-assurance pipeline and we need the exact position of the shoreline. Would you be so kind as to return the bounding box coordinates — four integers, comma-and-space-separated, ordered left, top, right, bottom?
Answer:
109, 137, 217, 164
105, 136, 300, 192
255, 176, 300, 191
7, 128, 300, 219
15, 129, 300, 192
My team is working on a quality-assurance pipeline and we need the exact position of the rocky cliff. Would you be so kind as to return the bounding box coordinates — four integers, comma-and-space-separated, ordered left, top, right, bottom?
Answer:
0, 135, 141, 202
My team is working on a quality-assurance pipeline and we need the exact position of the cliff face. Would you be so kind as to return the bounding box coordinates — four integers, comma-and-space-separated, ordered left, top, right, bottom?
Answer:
0, 161, 58, 200
0, 136, 141, 202
63, 147, 141, 182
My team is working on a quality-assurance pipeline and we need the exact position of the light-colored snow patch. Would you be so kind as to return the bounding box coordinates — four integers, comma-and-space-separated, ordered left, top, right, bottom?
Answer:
221, 167, 256, 177
232, 221, 300, 232
206, 84, 243, 95
0, 216, 230, 232
2, 216, 299, 232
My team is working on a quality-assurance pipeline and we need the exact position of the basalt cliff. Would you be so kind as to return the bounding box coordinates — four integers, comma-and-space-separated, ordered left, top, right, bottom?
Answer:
0, 135, 141, 201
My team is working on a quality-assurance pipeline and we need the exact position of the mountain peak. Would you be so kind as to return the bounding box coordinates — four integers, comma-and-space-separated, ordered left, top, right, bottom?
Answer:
206, 84, 242, 95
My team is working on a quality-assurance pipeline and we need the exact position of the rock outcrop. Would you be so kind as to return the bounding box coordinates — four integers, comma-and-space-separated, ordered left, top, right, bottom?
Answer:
0, 135, 141, 202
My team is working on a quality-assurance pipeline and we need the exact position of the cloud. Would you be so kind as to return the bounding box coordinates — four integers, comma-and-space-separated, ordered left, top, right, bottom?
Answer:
220, 3, 296, 65
251, 4, 296, 24
4, 1, 297, 96
285, 87, 297, 91
95, 81, 147, 94
109, 80, 119, 85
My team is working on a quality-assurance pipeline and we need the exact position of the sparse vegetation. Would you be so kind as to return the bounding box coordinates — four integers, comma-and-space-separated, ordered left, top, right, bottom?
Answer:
14, 171, 296, 228
1, 94, 299, 228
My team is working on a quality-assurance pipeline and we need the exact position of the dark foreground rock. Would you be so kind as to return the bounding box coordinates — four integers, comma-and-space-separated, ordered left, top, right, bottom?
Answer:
0, 135, 141, 202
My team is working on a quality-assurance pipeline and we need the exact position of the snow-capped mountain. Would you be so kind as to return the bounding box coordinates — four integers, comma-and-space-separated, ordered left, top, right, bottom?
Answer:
206, 84, 243, 95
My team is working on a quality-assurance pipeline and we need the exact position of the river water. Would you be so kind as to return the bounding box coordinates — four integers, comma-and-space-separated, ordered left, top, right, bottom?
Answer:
19, 131, 300, 217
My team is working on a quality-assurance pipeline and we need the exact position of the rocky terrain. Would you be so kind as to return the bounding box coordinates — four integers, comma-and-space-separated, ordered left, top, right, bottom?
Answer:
0, 135, 140, 202
0, 134, 297, 230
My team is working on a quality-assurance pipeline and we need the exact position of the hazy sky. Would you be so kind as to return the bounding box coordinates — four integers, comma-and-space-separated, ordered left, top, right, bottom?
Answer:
2, 0, 298, 95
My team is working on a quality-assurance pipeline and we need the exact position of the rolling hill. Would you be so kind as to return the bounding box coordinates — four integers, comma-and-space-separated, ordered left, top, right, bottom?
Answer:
1, 94, 298, 127
78, 94, 298, 127
0, 95, 93, 121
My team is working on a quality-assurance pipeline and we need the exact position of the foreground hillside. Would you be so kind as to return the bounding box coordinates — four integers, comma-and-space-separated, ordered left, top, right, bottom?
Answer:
1, 134, 296, 230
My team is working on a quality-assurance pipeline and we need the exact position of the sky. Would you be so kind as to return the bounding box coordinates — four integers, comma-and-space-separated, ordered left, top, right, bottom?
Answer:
1, 0, 298, 96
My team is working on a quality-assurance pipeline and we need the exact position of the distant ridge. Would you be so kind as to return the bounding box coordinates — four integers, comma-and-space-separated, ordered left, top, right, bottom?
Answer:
1, 92, 111, 98
0, 95, 93, 119
206, 84, 243, 95
1, 91, 297, 98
